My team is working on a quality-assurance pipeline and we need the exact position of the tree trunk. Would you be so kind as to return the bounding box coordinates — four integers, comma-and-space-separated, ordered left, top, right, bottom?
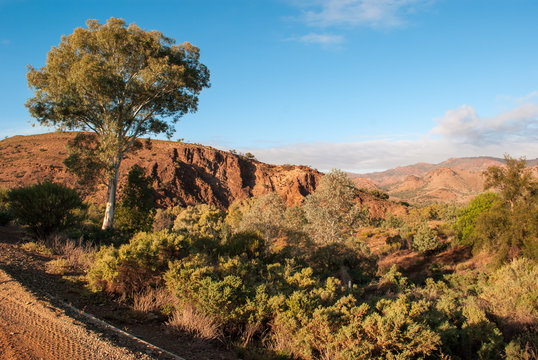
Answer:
101, 164, 121, 230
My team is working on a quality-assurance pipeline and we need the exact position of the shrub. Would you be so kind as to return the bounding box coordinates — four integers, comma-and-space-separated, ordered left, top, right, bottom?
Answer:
132, 287, 175, 315
173, 204, 225, 239
239, 193, 286, 246
455, 192, 499, 245
307, 241, 378, 284
0, 211, 12, 226
164, 255, 252, 333
8, 181, 86, 239
0, 188, 12, 226
87, 230, 185, 294
115, 165, 155, 233
479, 258, 538, 329
303, 169, 366, 244
224, 231, 266, 259
20, 241, 53, 255
271, 294, 442, 360
382, 213, 404, 229
46, 258, 71, 275
413, 223, 441, 253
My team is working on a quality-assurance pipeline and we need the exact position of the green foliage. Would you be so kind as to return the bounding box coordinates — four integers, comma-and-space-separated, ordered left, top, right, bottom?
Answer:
415, 272, 506, 359
0, 188, 13, 226
87, 230, 185, 294
454, 155, 538, 265
224, 198, 254, 233
8, 181, 85, 239
455, 192, 499, 245
412, 223, 442, 253
74, 156, 538, 359
303, 169, 367, 244
239, 193, 286, 246
483, 155, 536, 210
479, 258, 537, 329
173, 204, 225, 239
26, 17, 210, 229
272, 293, 442, 360
224, 231, 266, 259
115, 165, 155, 233
63, 133, 107, 192
307, 241, 378, 284
244, 152, 256, 160
382, 213, 405, 229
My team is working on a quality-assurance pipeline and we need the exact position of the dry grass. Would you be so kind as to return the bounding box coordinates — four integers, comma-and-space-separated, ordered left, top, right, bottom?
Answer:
132, 287, 176, 314
167, 303, 222, 340
45, 258, 70, 275
48, 234, 96, 271
20, 241, 53, 255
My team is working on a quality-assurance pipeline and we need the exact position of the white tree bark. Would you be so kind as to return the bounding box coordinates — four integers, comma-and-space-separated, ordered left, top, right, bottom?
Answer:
101, 163, 120, 230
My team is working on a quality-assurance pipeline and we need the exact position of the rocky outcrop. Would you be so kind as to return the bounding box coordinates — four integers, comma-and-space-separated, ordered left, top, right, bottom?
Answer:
0, 133, 320, 208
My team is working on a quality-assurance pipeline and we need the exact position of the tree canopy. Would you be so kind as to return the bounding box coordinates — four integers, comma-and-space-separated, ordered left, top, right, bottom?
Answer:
26, 18, 210, 229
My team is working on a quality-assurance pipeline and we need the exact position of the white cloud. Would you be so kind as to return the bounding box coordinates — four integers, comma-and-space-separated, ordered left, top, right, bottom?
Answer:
431, 103, 538, 144
516, 90, 538, 103
294, 0, 434, 29
242, 101, 538, 172
286, 32, 344, 45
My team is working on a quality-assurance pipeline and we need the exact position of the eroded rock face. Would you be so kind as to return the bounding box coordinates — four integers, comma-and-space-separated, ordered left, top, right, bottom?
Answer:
0, 133, 320, 208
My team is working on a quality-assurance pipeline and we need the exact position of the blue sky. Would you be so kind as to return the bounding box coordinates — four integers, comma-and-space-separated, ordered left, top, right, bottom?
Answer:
1, 0, 537, 172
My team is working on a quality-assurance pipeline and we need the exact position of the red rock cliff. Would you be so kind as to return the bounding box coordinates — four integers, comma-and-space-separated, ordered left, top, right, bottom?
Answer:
0, 133, 320, 208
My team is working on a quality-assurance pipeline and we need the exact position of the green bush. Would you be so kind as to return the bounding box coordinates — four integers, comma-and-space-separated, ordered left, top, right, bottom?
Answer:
0, 188, 12, 225
8, 181, 86, 239
87, 230, 185, 294
455, 192, 499, 245
306, 240, 378, 284
303, 169, 367, 244
479, 258, 537, 329
413, 223, 442, 253
115, 165, 155, 233
271, 294, 442, 360
239, 193, 286, 246
173, 204, 225, 239
224, 231, 266, 259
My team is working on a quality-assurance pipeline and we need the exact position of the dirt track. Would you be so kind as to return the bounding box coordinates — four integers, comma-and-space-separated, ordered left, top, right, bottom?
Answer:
0, 268, 153, 360
0, 225, 239, 360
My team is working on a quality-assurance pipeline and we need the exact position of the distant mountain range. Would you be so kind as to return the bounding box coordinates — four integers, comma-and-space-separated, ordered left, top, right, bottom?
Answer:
349, 156, 538, 204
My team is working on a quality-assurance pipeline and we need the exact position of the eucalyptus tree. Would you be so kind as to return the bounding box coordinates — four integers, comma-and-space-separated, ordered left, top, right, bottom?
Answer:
26, 18, 210, 229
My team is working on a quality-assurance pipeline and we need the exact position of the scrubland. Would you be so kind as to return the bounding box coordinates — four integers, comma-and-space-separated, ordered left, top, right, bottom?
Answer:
1, 161, 536, 360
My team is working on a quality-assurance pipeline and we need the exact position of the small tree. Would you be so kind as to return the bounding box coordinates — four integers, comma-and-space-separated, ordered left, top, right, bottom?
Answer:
303, 169, 367, 244
463, 155, 538, 264
115, 165, 155, 233
239, 193, 286, 245
26, 18, 210, 229
483, 155, 535, 211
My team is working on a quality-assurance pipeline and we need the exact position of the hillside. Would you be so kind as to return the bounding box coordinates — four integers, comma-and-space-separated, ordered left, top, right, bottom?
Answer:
0, 132, 321, 208
350, 156, 538, 204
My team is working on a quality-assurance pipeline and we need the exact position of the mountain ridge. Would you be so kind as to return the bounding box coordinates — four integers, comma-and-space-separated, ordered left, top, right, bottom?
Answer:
349, 156, 538, 204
